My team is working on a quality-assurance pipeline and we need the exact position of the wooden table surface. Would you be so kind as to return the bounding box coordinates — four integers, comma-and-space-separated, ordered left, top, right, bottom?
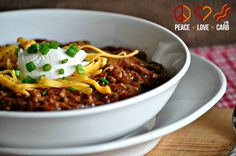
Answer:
146, 108, 236, 156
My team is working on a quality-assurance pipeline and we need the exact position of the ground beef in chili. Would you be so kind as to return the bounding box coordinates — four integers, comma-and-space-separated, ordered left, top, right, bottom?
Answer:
0, 46, 170, 111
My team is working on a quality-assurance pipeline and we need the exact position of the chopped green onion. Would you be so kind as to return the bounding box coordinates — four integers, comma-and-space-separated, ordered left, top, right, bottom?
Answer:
61, 58, 68, 64
26, 61, 36, 72
66, 44, 80, 57
15, 70, 21, 77
68, 87, 76, 92
41, 90, 47, 96
39, 42, 50, 55
99, 77, 110, 85
66, 49, 77, 57
49, 42, 59, 49
15, 47, 20, 56
76, 64, 85, 75
61, 77, 66, 80
70, 44, 80, 51
58, 68, 64, 75
42, 64, 52, 71
27, 44, 39, 54
22, 76, 36, 83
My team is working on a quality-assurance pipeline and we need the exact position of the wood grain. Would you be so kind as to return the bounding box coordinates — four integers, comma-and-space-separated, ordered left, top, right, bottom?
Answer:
146, 108, 236, 156
0, 0, 235, 47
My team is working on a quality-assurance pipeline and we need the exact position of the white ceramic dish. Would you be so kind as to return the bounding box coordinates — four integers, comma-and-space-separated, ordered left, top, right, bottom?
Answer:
0, 9, 190, 148
0, 53, 227, 156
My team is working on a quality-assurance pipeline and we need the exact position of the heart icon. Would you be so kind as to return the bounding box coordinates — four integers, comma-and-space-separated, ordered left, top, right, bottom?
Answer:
194, 6, 212, 21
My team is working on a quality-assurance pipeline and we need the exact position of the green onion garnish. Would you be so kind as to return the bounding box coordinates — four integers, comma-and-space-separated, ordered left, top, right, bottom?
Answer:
15, 47, 20, 56
76, 64, 85, 75
62, 77, 66, 80
70, 44, 80, 51
39, 42, 50, 55
41, 90, 47, 96
68, 87, 76, 92
66, 44, 80, 57
66, 48, 77, 57
49, 42, 59, 49
27, 44, 39, 54
61, 58, 68, 64
22, 76, 36, 83
99, 77, 110, 85
58, 68, 64, 75
42, 64, 52, 71
15, 70, 21, 77
26, 61, 36, 72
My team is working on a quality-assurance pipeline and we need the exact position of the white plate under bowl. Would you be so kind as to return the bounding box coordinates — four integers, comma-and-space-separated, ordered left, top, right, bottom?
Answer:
0, 53, 226, 156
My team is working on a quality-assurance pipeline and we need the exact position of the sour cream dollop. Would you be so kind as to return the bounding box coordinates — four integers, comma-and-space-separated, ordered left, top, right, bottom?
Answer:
17, 47, 89, 80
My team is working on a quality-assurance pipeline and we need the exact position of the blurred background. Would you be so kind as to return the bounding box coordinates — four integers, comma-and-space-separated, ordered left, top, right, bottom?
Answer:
0, 0, 235, 47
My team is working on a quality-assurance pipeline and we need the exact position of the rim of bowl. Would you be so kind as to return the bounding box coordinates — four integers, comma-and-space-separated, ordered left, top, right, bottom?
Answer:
0, 9, 191, 118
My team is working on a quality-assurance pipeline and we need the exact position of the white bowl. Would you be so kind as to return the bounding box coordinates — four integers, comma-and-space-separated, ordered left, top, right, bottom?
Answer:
0, 9, 191, 148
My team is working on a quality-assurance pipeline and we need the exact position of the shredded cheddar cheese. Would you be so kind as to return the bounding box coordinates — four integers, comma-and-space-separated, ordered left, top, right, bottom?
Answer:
17, 37, 36, 50
0, 45, 18, 69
